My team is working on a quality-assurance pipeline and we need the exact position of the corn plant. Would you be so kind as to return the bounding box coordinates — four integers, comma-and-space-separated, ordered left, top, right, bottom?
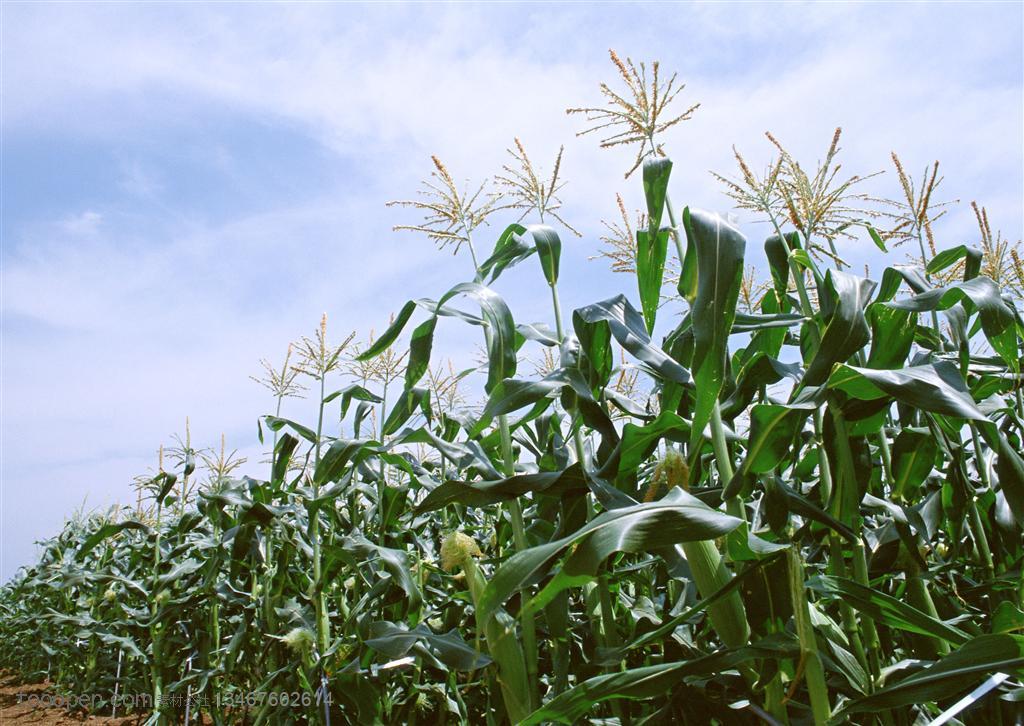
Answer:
2, 50, 1023, 726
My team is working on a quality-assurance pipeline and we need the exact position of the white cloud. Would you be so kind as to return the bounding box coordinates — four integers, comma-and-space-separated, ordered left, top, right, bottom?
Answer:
60, 210, 103, 236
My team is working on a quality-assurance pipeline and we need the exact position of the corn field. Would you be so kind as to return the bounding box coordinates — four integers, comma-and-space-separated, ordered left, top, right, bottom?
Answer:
2, 52, 1023, 725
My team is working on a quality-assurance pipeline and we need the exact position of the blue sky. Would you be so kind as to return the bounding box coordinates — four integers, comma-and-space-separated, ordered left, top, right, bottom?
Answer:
2, 2, 1022, 579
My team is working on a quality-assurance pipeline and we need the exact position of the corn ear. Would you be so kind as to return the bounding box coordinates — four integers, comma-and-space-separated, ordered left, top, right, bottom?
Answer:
680, 539, 750, 648
445, 535, 532, 723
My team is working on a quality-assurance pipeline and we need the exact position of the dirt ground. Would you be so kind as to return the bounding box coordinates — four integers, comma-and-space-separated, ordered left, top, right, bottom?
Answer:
0, 672, 141, 725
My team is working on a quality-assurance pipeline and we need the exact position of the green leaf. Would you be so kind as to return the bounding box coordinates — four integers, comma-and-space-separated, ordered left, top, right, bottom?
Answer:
599, 551, 788, 663
153, 470, 178, 502
521, 637, 799, 725
927, 245, 982, 280
682, 207, 746, 447
77, 521, 150, 561
314, 438, 372, 485
891, 429, 937, 500
479, 223, 532, 283
572, 308, 614, 391
365, 621, 491, 671
731, 311, 805, 333
769, 478, 858, 541
641, 156, 672, 231
866, 223, 888, 252
808, 575, 969, 645
726, 402, 815, 498
636, 229, 671, 333
722, 353, 802, 418
634, 158, 674, 332
803, 270, 876, 386
391, 426, 499, 478
832, 634, 1024, 719
822, 360, 1024, 519
888, 276, 1018, 370
618, 411, 690, 478
472, 369, 569, 435
827, 361, 984, 420
382, 387, 429, 437
415, 465, 585, 513
341, 535, 422, 611
992, 601, 1024, 635
263, 415, 318, 444
478, 488, 742, 626
325, 384, 383, 420
528, 225, 562, 286
765, 231, 802, 298
95, 632, 144, 660
575, 295, 691, 385
356, 300, 417, 361
437, 282, 517, 393
272, 432, 300, 484
402, 316, 437, 388
866, 304, 916, 370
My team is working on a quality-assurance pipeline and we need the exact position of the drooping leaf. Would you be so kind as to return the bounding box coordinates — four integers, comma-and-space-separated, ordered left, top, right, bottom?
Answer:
726, 403, 816, 498
479, 223, 532, 283
437, 282, 517, 393
891, 429, 938, 500
415, 464, 585, 513
341, 535, 422, 611
927, 245, 982, 280
527, 225, 562, 286
77, 521, 151, 561
325, 384, 383, 420
478, 488, 742, 626
764, 231, 802, 298
521, 637, 799, 725
888, 276, 1019, 370
808, 575, 969, 645
575, 295, 691, 385
832, 634, 1024, 718
365, 621, 491, 671
263, 415, 318, 444
802, 269, 877, 386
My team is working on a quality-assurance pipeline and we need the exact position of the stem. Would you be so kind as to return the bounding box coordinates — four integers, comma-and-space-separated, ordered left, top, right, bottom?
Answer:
830, 406, 882, 685
767, 215, 818, 326
814, 410, 834, 509
788, 547, 832, 724
467, 228, 538, 711
263, 394, 284, 681
710, 403, 746, 526
499, 415, 538, 709
877, 426, 895, 496
311, 375, 330, 663
905, 570, 950, 657
851, 542, 882, 681
150, 500, 165, 723
678, 539, 750, 648
461, 557, 532, 723
663, 191, 686, 265
916, 228, 944, 343
378, 380, 390, 545
967, 499, 995, 580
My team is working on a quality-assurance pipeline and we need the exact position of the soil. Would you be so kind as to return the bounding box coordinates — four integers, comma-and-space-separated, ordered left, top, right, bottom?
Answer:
0, 672, 141, 725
